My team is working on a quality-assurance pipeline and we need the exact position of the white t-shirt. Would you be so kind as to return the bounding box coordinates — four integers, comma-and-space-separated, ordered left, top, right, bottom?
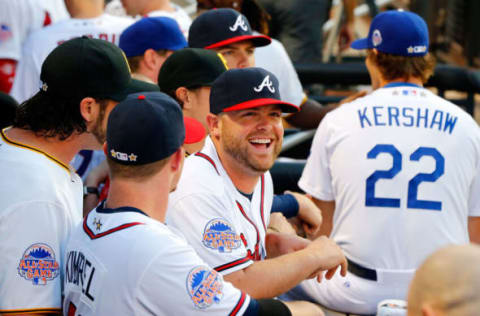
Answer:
167, 136, 273, 275
63, 202, 252, 315
299, 83, 480, 270
0, 128, 82, 313
254, 32, 306, 107
147, 5, 192, 39
10, 13, 133, 103
0, 0, 69, 61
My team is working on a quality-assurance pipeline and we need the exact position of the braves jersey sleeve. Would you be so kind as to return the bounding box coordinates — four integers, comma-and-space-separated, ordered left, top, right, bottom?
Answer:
168, 194, 254, 275
298, 117, 335, 201
469, 136, 480, 216
254, 36, 306, 106
0, 201, 74, 313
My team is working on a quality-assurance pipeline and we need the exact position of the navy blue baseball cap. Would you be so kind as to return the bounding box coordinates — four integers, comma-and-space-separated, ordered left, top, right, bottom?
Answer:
107, 92, 205, 165
188, 8, 271, 49
119, 17, 187, 58
210, 67, 299, 115
351, 10, 429, 56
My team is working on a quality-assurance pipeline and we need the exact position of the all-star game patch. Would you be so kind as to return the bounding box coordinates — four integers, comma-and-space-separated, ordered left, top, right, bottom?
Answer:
187, 266, 224, 309
18, 243, 60, 285
202, 218, 242, 253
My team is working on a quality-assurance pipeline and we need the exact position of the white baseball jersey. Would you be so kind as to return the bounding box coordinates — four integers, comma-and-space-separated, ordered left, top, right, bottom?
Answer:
298, 83, 480, 313
0, 0, 69, 61
254, 33, 306, 107
63, 201, 253, 316
167, 136, 274, 275
70, 150, 106, 182
0, 128, 82, 313
147, 5, 192, 39
10, 14, 133, 103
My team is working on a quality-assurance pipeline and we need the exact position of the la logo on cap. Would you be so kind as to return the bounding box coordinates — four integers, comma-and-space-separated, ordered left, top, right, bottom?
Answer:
254, 75, 275, 93
229, 14, 248, 32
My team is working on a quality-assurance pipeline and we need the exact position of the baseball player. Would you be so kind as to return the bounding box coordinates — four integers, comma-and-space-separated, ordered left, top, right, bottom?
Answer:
0, 37, 138, 313
120, 0, 192, 39
296, 10, 480, 314
63, 91, 317, 315
188, 7, 342, 129
119, 16, 187, 84
0, 0, 68, 93
167, 67, 348, 315
408, 244, 480, 316
10, 0, 133, 104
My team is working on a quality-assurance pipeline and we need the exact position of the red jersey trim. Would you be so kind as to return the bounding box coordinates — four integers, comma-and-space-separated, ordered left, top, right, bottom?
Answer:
229, 292, 247, 316
214, 256, 252, 272
195, 152, 220, 175
83, 216, 144, 240
259, 175, 267, 232
236, 201, 261, 261
0, 308, 61, 314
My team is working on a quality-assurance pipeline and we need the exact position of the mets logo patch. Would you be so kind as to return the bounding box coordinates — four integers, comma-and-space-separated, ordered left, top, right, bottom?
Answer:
18, 243, 59, 285
187, 266, 223, 309
202, 218, 241, 253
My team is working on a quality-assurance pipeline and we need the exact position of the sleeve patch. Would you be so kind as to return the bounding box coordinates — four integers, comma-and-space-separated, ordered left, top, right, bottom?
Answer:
202, 218, 242, 253
187, 266, 224, 309
17, 243, 59, 285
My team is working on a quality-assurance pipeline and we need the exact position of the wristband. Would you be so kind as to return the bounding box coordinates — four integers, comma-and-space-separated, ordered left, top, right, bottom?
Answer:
83, 186, 99, 197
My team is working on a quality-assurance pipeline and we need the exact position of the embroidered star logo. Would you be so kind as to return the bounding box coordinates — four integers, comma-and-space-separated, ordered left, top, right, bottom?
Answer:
110, 149, 116, 157
128, 153, 137, 162
407, 46, 414, 54
93, 218, 103, 231
41, 82, 48, 92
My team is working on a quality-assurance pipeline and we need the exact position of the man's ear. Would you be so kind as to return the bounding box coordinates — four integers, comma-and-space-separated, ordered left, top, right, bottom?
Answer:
421, 304, 438, 316
143, 49, 158, 69
79, 97, 99, 124
175, 87, 190, 109
206, 113, 220, 138
170, 147, 184, 172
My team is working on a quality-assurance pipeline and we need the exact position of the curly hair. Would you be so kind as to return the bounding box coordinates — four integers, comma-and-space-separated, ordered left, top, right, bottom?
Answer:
14, 91, 107, 141
367, 50, 436, 84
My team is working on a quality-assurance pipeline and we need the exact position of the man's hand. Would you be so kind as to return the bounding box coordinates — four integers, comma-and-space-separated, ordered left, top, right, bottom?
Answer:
286, 191, 323, 239
83, 160, 109, 216
306, 236, 347, 282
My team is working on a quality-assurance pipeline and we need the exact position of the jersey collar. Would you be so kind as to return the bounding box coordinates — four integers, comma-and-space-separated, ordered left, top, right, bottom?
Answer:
383, 82, 423, 89
96, 200, 149, 217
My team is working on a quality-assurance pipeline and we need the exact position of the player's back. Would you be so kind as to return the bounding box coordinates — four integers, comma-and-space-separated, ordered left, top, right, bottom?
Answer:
10, 14, 133, 102
63, 204, 250, 315
307, 85, 480, 269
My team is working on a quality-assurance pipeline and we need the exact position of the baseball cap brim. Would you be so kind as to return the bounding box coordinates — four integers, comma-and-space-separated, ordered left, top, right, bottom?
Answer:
184, 116, 206, 144
109, 79, 160, 101
205, 34, 271, 49
350, 38, 370, 50
223, 98, 299, 114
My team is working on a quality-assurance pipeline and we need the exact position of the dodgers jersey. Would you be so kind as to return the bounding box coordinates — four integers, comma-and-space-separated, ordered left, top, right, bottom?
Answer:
167, 136, 274, 275
10, 14, 133, 103
0, 0, 69, 61
299, 83, 480, 270
63, 202, 252, 316
0, 128, 82, 313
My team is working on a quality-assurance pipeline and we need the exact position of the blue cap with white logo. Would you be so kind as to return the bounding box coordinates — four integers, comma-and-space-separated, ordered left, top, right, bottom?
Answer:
351, 10, 429, 56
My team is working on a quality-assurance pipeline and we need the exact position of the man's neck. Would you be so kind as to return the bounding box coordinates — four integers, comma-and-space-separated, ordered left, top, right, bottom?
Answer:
4, 127, 84, 166
70, 2, 104, 19
380, 77, 424, 88
142, 0, 175, 15
212, 139, 261, 194
105, 176, 169, 223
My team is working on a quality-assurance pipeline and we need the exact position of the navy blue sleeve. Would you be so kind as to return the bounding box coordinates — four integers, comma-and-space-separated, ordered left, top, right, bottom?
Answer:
271, 193, 299, 218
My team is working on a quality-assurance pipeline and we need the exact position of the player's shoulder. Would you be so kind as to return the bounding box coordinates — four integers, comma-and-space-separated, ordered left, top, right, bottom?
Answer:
98, 13, 134, 26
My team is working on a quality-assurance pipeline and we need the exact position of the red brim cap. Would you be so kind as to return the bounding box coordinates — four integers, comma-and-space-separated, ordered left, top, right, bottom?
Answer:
205, 34, 271, 49
223, 98, 299, 113
184, 116, 206, 144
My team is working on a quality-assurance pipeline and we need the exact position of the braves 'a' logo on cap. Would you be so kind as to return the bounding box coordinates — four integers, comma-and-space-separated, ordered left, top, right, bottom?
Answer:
253, 75, 275, 93
229, 15, 248, 32
372, 29, 382, 47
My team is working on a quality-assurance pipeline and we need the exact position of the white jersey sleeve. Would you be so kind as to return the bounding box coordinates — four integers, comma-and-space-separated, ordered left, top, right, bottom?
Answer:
469, 133, 480, 216
254, 36, 306, 106
0, 202, 72, 312
147, 5, 192, 39
168, 194, 254, 275
298, 116, 335, 201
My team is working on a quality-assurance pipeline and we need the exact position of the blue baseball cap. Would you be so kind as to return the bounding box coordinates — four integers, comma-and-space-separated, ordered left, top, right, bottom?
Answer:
351, 10, 429, 56
210, 68, 299, 115
188, 8, 271, 49
119, 17, 187, 58
106, 92, 186, 165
